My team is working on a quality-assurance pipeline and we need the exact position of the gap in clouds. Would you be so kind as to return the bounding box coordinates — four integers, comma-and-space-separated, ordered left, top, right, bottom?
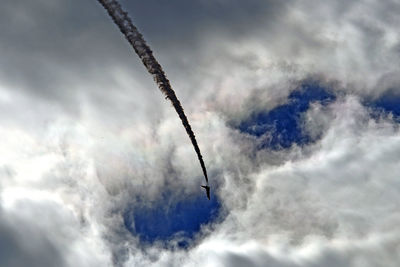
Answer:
123, 189, 221, 248
364, 89, 400, 122
238, 81, 336, 149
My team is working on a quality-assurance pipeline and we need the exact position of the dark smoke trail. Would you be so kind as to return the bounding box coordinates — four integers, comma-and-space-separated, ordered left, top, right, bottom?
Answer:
97, 0, 208, 184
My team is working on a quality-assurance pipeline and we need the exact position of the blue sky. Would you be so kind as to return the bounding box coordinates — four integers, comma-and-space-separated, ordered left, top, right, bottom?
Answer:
366, 90, 400, 121
239, 82, 336, 149
1, 0, 400, 267
124, 189, 221, 247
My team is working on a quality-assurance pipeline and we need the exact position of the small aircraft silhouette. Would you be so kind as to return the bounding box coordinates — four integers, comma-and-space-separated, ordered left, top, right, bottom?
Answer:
201, 185, 210, 200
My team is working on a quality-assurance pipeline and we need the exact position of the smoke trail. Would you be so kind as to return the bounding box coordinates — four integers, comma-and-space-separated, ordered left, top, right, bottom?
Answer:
97, 0, 208, 184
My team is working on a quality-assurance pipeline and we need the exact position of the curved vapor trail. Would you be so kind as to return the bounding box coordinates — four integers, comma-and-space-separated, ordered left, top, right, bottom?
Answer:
97, 0, 209, 184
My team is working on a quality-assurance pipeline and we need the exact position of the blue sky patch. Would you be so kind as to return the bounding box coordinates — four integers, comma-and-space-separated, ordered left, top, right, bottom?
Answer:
365, 90, 400, 121
124, 189, 221, 248
238, 82, 336, 149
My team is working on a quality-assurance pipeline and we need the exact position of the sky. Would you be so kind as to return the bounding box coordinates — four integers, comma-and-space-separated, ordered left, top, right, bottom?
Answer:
1, 0, 400, 266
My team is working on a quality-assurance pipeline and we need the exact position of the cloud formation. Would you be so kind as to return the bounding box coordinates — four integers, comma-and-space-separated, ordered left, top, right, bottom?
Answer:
1, 0, 400, 266
97, 0, 209, 186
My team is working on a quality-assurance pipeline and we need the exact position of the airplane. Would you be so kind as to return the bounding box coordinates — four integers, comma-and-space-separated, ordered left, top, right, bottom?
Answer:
201, 185, 210, 200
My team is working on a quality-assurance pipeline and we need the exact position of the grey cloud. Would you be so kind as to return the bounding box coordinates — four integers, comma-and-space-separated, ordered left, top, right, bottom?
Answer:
123, 0, 292, 42
220, 251, 298, 267
207, 237, 400, 267
0, 0, 164, 121
0, 0, 291, 114
0, 206, 65, 267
